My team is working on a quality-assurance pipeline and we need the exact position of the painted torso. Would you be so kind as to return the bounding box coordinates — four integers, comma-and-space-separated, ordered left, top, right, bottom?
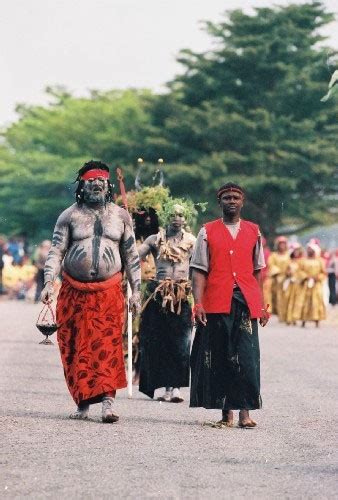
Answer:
62, 205, 126, 281
45, 203, 140, 286
138, 228, 196, 281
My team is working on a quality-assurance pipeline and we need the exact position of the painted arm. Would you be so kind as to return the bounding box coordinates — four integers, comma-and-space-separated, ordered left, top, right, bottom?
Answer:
191, 268, 208, 326
120, 219, 142, 315
138, 235, 157, 260
121, 221, 141, 294
40, 211, 70, 303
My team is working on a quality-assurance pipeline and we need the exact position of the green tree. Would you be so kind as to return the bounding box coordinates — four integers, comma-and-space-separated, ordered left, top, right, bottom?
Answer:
0, 88, 159, 240
156, 1, 338, 238
1, 2, 338, 242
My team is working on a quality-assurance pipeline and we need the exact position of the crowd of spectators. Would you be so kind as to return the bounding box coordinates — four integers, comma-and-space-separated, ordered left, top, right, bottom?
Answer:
0, 235, 51, 302
0, 233, 337, 310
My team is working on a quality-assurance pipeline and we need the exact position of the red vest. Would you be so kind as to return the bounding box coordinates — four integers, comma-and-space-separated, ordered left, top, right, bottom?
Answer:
202, 219, 263, 318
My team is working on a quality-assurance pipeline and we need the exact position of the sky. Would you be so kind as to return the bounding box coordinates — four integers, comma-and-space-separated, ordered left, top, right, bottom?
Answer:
1, 0, 338, 126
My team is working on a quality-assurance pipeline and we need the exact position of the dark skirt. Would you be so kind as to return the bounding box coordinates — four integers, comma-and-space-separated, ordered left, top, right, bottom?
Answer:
139, 282, 192, 399
190, 290, 261, 410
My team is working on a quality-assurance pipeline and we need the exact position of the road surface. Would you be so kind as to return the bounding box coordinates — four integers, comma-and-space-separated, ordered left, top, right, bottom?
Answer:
0, 300, 337, 498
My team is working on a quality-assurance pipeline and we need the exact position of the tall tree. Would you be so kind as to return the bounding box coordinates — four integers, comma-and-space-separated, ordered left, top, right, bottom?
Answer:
158, 1, 338, 238
0, 88, 158, 239
1, 3, 338, 241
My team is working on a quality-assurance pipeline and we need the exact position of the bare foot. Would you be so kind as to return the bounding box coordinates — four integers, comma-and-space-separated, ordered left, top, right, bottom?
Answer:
238, 410, 257, 428
220, 409, 234, 427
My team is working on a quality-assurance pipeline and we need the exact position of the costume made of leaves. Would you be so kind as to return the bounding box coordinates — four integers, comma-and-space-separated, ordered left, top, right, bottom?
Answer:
157, 197, 206, 229
115, 186, 170, 213
155, 227, 196, 264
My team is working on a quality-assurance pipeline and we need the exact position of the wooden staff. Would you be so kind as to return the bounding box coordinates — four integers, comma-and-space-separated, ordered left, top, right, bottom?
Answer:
116, 167, 133, 398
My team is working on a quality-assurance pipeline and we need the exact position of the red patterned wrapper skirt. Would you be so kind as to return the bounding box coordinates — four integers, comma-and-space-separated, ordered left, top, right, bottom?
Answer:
56, 271, 127, 405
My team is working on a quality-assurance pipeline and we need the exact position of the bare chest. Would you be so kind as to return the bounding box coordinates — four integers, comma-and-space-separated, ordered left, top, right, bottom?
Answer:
70, 209, 124, 242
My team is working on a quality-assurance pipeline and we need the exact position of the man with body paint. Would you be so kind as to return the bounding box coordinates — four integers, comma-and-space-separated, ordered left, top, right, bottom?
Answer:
41, 160, 141, 423
137, 199, 196, 403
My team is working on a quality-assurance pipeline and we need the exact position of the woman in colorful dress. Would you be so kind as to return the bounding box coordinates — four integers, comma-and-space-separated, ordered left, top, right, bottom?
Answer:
297, 242, 326, 327
283, 243, 305, 325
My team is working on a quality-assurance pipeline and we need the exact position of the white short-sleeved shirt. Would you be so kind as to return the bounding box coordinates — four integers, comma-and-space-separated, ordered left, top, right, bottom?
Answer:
190, 221, 265, 273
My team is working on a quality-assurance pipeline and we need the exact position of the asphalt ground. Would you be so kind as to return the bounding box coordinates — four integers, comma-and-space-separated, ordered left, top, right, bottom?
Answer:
0, 300, 337, 499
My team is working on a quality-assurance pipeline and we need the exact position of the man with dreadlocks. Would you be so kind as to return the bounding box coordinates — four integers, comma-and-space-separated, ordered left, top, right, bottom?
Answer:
190, 182, 269, 428
137, 198, 196, 403
41, 160, 141, 423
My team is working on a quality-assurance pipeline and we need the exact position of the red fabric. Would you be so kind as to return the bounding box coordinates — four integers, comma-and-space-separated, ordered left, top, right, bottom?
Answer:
81, 169, 109, 180
202, 219, 263, 318
217, 187, 244, 198
56, 272, 126, 405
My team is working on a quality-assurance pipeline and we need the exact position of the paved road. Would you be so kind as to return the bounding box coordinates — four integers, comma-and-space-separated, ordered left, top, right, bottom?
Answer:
0, 300, 337, 499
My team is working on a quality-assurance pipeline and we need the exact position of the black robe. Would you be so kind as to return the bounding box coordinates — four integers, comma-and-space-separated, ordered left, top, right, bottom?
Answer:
139, 281, 192, 399
190, 289, 261, 410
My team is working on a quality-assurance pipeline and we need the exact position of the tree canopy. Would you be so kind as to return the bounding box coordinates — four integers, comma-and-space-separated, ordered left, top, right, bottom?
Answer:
1, 2, 337, 242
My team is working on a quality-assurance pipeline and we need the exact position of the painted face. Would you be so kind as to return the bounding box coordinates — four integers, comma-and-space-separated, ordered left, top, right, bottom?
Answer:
218, 191, 244, 217
169, 204, 186, 229
83, 176, 108, 204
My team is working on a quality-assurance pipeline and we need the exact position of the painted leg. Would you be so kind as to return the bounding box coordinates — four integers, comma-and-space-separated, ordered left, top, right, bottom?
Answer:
69, 402, 90, 420
102, 392, 119, 423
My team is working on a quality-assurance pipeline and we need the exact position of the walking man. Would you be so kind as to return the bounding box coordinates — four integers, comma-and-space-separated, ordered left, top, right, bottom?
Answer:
41, 160, 141, 423
190, 183, 269, 427
138, 199, 196, 402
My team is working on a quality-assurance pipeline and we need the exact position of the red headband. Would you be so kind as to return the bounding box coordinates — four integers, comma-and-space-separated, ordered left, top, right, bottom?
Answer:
217, 187, 244, 198
81, 169, 109, 180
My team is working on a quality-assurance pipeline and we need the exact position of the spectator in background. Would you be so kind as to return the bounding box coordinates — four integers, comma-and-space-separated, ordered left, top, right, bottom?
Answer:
0, 235, 7, 295
7, 236, 24, 264
4, 256, 36, 300
33, 240, 52, 302
267, 236, 290, 319
327, 249, 338, 306
297, 242, 326, 328
283, 243, 304, 325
